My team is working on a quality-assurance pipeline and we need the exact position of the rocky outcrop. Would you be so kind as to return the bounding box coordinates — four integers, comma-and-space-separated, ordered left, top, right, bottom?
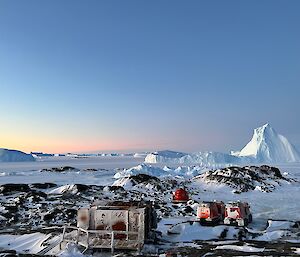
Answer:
193, 165, 294, 193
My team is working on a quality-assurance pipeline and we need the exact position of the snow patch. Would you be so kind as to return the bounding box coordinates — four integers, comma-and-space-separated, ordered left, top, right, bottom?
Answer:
215, 244, 265, 252
48, 184, 78, 194
0, 233, 50, 254
59, 243, 90, 257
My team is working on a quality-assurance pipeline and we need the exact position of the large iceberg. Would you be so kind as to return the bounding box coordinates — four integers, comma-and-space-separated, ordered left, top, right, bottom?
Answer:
233, 123, 300, 163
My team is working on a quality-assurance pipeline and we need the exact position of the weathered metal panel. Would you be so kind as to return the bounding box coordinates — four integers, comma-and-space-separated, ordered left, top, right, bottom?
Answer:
77, 208, 89, 229
137, 208, 145, 241
92, 209, 128, 231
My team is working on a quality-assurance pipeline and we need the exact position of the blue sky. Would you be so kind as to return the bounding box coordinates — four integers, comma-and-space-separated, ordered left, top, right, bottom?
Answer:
0, 0, 299, 153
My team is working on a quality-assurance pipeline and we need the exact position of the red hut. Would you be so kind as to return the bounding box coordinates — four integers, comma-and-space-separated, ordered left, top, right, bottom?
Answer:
172, 188, 189, 203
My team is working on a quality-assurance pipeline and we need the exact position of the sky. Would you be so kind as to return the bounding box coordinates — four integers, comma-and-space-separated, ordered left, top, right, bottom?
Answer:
0, 0, 299, 154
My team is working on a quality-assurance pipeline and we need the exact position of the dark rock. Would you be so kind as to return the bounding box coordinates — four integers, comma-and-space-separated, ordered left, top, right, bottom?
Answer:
74, 184, 90, 192
83, 168, 98, 172
31, 183, 57, 189
219, 228, 228, 239
130, 174, 160, 184
260, 165, 283, 178
65, 209, 77, 219
0, 250, 17, 257
153, 202, 161, 209
183, 206, 194, 214
0, 184, 31, 194
40, 166, 78, 172
3, 205, 18, 213
108, 186, 125, 192
292, 221, 300, 228
25, 190, 47, 201
43, 209, 60, 221
238, 228, 246, 240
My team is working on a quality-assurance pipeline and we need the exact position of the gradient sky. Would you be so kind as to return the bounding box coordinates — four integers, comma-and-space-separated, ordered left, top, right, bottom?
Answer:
0, 0, 299, 154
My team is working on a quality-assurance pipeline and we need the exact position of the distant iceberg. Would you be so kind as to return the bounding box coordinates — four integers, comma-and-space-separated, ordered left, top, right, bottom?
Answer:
145, 150, 188, 163
0, 148, 35, 162
145, 150, 253, 165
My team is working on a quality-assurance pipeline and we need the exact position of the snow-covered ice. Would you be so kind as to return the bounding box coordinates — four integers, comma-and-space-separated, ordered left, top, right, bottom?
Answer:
0, 156, 143, 185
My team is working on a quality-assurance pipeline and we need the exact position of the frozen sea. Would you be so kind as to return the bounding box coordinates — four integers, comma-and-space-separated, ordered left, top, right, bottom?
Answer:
1, 156, 299, 185
0, 156, 144, 185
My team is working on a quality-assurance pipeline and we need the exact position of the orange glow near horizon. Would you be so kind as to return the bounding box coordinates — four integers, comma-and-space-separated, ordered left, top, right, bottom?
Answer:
0, 134, 159, 154
0, 127, 227, 154
0, 125, 150, 153
0, 140, 143, 154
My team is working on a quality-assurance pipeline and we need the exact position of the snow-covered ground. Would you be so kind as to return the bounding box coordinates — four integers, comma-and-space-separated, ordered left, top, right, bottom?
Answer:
0, 156, 299, 256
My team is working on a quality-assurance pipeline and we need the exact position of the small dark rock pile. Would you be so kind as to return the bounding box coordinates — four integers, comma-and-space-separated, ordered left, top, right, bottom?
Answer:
40, 166, 79, 172
128, 174, 161, 189
119, 173, 180, 192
